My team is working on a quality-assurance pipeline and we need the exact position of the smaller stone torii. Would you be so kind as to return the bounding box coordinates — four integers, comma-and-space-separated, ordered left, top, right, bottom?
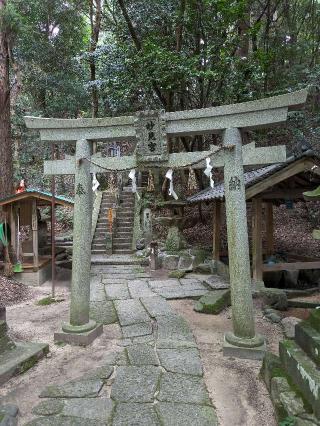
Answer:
25, 89, 308, 356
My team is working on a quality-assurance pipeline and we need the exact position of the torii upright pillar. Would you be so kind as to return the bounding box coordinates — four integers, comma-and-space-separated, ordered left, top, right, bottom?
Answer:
55, 139, 103, 345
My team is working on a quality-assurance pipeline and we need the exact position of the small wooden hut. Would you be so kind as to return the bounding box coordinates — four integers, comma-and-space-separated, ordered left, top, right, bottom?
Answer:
0, 189, 73, 286
188, 150, 320, 283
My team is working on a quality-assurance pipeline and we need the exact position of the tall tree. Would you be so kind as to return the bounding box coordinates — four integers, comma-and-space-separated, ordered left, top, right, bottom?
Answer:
0, 0, 13, 197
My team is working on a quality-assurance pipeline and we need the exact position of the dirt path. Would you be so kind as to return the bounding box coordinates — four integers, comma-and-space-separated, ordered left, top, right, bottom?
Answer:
171, 299, 283, 426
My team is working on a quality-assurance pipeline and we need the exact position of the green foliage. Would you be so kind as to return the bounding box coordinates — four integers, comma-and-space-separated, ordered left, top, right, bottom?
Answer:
279, 417, 296, 426
36, 296, 63, 306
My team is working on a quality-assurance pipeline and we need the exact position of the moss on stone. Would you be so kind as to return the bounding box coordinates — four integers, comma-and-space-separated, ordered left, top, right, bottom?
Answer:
168, 270, 186, 279
20, 355, 37, 373
194, 290, 230, 315
308, 309, 320, 333
36, 297, 63, 306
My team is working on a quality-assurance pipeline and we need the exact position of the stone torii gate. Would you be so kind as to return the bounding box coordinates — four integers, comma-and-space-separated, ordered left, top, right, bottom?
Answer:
25, 89, 307, 356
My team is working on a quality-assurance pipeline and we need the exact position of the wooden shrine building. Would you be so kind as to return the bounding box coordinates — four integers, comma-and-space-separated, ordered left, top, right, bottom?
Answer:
188, 150, 320, 283
0, 189, 73, 286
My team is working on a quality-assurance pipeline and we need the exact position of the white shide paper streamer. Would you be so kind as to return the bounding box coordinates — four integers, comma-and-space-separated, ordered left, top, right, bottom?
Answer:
165, 169, 178, 200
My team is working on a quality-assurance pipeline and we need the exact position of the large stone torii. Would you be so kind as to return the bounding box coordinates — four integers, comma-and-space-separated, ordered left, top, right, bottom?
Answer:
25, 89, 308, 356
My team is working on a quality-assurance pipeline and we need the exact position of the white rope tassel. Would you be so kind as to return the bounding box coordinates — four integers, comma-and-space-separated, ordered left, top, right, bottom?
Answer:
204, 157, 214, 188
129, 169, 140, 199
92, 173, 100, 192
165, 169, 178, 200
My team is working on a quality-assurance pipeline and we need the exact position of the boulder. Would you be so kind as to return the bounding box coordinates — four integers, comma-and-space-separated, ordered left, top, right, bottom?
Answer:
178, 255, 194, 271
261, 288, 288, 311
194, 263, 212, 274
162, 254, 180, 271
194, 290, 230, 314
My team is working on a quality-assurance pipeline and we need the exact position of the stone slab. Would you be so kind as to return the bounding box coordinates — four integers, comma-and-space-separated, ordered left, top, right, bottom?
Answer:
156, 339, 197, 349
194, 290, 231, 314
203, 275, 230, 290
128, 281, 155, 298
127, 344, 159, 366
0, 342, 49, 386
179, 281, 207, 291
54, 324, 103, 347
33, 400, 65, 416
122, 322, 153, 338
140, 296, 174, 317
223, 338, 266, 360
113, 403, 160, 426
148, 279, 180, 289
156, 315, 195, 343
156, 402, 218, 426
114, 300, 150, 326
102, 278, 128, 285
158, 373, 210, 405
104, 284, 130, 300
154, 287, 187, 299
89, 301, 117, 325
40, 378, 104, 398
26, 416, 106, 425
157, 348, 203, 376
110, 366, 161, 402
62, 398, 114, 422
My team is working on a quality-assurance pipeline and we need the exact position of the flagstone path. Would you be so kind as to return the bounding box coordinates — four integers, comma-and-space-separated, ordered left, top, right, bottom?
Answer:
26, 264, 219, 425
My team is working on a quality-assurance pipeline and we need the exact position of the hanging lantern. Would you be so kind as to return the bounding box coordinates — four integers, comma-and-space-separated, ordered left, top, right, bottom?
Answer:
187, 167, 198, 193
147, 170, 155, 192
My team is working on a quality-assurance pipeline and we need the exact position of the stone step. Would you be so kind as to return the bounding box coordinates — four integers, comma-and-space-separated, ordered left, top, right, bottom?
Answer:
279, 340, 320, 419
295, 321, 320, 366
92, 249, 107, 254
113, 250, 133, 254
92, 244, 106, 249
113, 242, 132, 248
113, 238, 132, 244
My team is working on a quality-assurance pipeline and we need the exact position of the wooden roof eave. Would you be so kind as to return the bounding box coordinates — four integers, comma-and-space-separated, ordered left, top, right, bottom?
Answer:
0, 192, 73, 208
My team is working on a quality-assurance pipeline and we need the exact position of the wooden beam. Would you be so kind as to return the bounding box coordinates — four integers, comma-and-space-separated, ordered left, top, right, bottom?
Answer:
252, 198, 263, 281
10, 204, 16, 254
246, 159, 316, 200
32, 199, 39, 271
266, 203, 274, 255
263, 261, 320, 272
212, 201, 221, 261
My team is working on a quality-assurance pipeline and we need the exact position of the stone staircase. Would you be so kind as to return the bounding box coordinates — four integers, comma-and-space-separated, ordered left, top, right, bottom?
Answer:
91, 189, 134, 255
262, 309, 320, 424
113, 189, 134, 255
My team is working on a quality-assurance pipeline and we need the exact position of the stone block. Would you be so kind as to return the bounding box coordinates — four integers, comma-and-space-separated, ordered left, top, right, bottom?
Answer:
162, 255, 180, 271
0, 341, 49, 386
140, 297, 174, 317
279, 391, 306, 417
194, 263, 212, 274
203, 275, 229, 290
111, 366, 161, 403
122, 322, 153, 339
128, 281, 155, 298
223, 337, 266, 360
33, 400, 64, 416
114, 300, 150, 326
279, 340, 320, 418
194, 290, 230, 314
178, 255, 194, 271
25, 416, 105, 425
156, 402, 218, 426
89, 301, 117, 325
157, 348, 202, 376
113, 403, 160, 426
104, 284, 130, 300
40, 378, 104, 399
156, 315, 195, 344
260, 352, 283, 392
295, 321, 320, 366
62, 398, 114, 422
158, 372, 210, 405
261, 288, 288, 311
281, 317, 302, 339
168, 270, 186, 279
127, 344, 159, 366
54, 324, 103, 346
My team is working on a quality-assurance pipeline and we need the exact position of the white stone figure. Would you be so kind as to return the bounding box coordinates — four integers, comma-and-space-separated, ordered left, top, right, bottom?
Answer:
165, 169, 178, 200
204, 157, 214, 188
92, 173, 100, 192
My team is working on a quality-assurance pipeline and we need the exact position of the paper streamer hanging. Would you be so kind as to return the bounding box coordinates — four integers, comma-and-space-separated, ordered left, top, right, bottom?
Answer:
204, 157, 214, 188
129, 169, 140, 199
165, 169, 178, 200
92, 173, 100, 192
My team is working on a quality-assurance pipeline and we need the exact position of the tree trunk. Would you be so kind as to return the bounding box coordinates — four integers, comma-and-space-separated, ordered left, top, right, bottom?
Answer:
0, 0, 13, 198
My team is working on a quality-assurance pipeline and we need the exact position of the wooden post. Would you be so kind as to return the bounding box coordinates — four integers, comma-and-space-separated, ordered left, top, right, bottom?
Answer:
212, 201, 221, 261
10, 204, 16, 254
252, 198, 263, 281
31, 199, 39, 271
266, 202, 274, 255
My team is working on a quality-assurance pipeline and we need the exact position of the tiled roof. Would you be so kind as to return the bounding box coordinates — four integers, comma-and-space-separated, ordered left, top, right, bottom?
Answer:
0, 188, 74, 206
187, 150, 317, 203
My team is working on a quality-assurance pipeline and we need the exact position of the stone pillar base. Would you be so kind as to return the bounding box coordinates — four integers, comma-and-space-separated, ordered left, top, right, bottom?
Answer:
54, 323, 103, 346
223, 334, 266, 360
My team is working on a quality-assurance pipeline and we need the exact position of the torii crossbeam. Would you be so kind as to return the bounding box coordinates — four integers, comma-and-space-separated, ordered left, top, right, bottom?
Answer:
25, 89, 308, 355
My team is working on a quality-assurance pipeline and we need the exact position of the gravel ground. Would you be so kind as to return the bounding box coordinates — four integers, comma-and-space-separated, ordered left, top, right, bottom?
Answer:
0, 274, 33, 306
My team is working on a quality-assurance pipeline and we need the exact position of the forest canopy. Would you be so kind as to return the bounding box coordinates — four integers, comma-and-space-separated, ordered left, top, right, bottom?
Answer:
0, 0, 319, 196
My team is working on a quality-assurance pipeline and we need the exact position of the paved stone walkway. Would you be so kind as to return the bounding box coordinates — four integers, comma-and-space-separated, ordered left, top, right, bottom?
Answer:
26, 264, 219, 425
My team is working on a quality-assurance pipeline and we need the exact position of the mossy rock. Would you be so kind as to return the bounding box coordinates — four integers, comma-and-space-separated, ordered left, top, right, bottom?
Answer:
261, 288, 288, 311
308, 309, 320, 333
194, 290, 230, 315
260, 352, 284, 391
168, 270, 186, 279
165, 226, 187, 252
